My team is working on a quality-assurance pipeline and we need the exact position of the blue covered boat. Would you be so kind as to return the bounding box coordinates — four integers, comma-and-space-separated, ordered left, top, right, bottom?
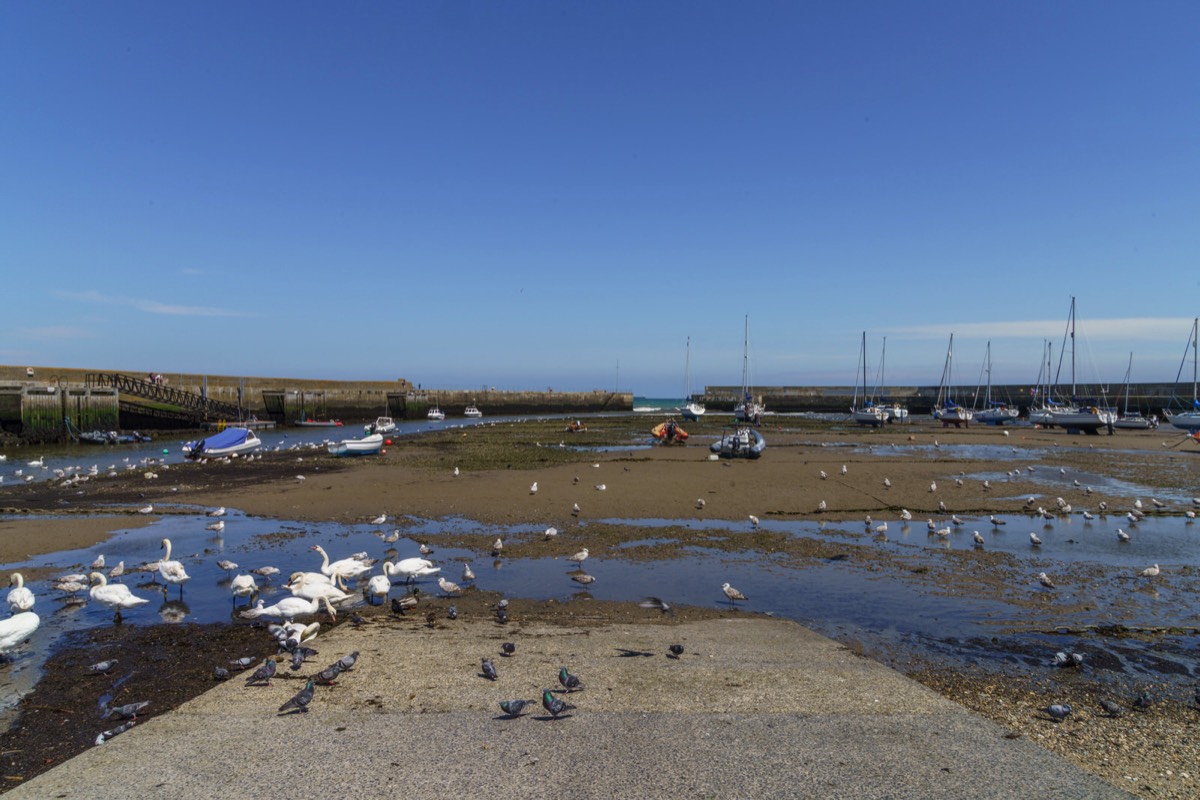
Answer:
186, 427, 262, 459
710, 425, 766, 459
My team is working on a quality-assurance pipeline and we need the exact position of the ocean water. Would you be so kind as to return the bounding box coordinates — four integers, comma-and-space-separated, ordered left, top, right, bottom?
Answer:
633, 397, 681, 413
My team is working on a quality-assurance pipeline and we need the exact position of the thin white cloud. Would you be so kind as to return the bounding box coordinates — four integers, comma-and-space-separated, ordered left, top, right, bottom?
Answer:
59, 290, 247, 317
885, 317, 1195, 342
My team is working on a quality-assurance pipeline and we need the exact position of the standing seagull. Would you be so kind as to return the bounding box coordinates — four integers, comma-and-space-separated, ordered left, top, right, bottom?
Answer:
1139, 564, 1160, 578
437, 577, 463, 596
569, 548, 589, 566
529, 482, 538, 495
721, 582, 747, 607
1037, 572, 1056, 589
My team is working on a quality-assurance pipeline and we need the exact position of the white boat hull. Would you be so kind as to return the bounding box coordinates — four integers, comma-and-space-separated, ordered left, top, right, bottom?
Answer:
1163, 410, 1200, 432
851, 407, 888, 427
328, 433, 384, 456
1113, 414, 1158, 430
975, 406, 1020, 425
681, 402, 706, 422
933, 408, 974, 426
711, 427, 766, 459
1049, 408, 1115, 432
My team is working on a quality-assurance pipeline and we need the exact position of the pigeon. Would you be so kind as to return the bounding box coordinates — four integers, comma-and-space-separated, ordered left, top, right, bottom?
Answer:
336, 651, 359, 671
229, 656, 256, 670
105, 700, 150, 720
1044, 703, 1072, 722
87, 659, 118, 675
558, 665, 582, 691
279, 679, 315, 714
496, 606, 509, 625
290, 649, 307, 671
541, 688, 575, 718
498, 699, 535, 718
314, 663, 343, 686
1133, 692, 1155, 711
246, 658, 278, 686
447, 604, 457, 620
668, 644, 684, 658
1098, 698, 1123, 717
350, 613, 367, 627
638, 597, 673, 614
481, 657, 498, 681
94, 720, 136, 745
213, 665, 230, 681
501, 642, 516, 657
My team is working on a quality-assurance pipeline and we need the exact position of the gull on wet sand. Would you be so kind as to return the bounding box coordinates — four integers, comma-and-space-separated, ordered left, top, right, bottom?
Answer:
1029, 532, 1042, 547
638, 597, 673, 614
1139, 564, 1160, 578
569, 548, 589, 566
721, 582, 747, 606
437, 577, 463, 596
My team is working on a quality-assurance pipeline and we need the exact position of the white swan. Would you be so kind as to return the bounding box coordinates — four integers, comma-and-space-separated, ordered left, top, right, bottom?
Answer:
7, 573, 35, 614
310, 545, 371, 581
238, 595, 335, 621
286, 575, 353, 605
0, 612, 39, 657
88, 572, 149, 622
230, 574, 259, 600
383, 558, 440, 584
366, 574, 390, 604
158, 538, 191, 593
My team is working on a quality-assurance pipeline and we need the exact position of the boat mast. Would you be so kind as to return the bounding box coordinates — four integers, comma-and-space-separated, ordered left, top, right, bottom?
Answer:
741, 315, 751, 402
1068, 296, 1077, 399
861, 331, 869, 406
1192, 318, 1198, 405
1123, 352, 1133, 415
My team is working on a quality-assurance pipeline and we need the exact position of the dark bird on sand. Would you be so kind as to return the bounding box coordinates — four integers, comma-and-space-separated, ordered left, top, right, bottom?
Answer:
290, 649, 306, 671
447, 604, 457, 620
212, 665, 230, 681
498, 699, 535, 718
392, 595, 418, 616
350, 613, 366, 627
245, 658, 277, 686
1133, 692, 1155, 711
501, 642, 516, 656
315, 663, 343, 686
1099, 698, 1123, 717
1044, 703, 1072, 722
558, 665, 582, 691
639, 597, 673, 614
668, 644, 684, 658
279, 679, 315, 714
336, 651, 359, 671
542, 688, 576, 718
496, 606, 508, 625
481, 657, 498, 681
105, 700, 150, 720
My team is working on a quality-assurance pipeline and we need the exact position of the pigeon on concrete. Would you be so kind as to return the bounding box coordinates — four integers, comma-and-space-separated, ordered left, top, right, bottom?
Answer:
498, 699, 535, 718
1044, 703, 1072, 722
541, 688, 576, 718
245, 658, 277, 686
558, 665, 582, 692
668, 644, 684, 658
279, 679, 315, 714
481, 657, 498, 681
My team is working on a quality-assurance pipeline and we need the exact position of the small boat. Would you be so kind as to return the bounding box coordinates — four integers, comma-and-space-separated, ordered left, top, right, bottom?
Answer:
328, 432, 384, 457
711, 425, 765, 459
368, 416, 396, 435
1163, 318, 1200, 432
427, 406, 445, 421
1113, 353, 1158, 430
679, 336, 706, 422
850, 332, 888, 428
973, 342, 1020, 426
733, 316, 765, 423
932, 334, 973, 427
296, 414, 342, 428
565, 420, 588, 433
185, 427, 262, 459
77, 430, 153, 445
463, 405, 483, 418
1046, 297, 1114, 433
651, 419, 688, 444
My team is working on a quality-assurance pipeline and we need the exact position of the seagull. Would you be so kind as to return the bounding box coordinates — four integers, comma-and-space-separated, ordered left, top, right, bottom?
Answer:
87, 659, 118, 675
1139, 564, 1160, 578
899, 509, 912, 521
638, 597, 673, 614
230, 574, 259, 601
955, 478, 964, 487
570, 573, 596, 586
530, 482, 538, 495
499, 699, 535, 718
481, 657, 498, 681
841, 465, 848, 475
558, 665, 583, 691
491, 538, 504, 557
569, 548, 589, 566
206, 507, 226, 517
748, 515, 759, 528
1029, 532, 1042, 547
419, 543, 433, 556
370, 514, 387, 525
1098, 698, 1123, 717
883, 478, 891, 489
937, 500, 947, 513
695, 499, 707, 510
217, 559, 238, 573
1117, 528, 1130, 542
90, 555, 106, 570
929, 481, 937, 493
595, 484, 606, 491
990, 516, 1007, 526
279, 679, 315, 714
138, 504, 154, 514
453, 466, 460, 477
721, 582, 747, 607
1045, 703, 1072, 723
462, 563, 476, 582
541, 688, 575, 718
437, 577, 463, 596
817, 500, 827, 512
206, 520, 225, 533
1037, 572, 1056, 589
543, 527, 557, 541
820, 470, 827, 480
973, 531, 985, 546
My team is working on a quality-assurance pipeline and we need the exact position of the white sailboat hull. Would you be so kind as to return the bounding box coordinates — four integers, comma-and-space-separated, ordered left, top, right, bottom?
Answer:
1050, 407, 1115, 431
851, 407, 888, 427
1163, 410, 1200, 432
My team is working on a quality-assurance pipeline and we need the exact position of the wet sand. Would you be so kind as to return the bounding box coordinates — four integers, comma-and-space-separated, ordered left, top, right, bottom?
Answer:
2, 416, 1199, 796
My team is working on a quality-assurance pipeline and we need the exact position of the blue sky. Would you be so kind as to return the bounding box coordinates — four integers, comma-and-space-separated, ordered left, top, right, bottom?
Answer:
2, 2, 1198, 397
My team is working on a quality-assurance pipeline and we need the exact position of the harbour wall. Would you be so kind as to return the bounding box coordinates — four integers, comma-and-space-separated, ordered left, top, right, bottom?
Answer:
0, 365, 632, 441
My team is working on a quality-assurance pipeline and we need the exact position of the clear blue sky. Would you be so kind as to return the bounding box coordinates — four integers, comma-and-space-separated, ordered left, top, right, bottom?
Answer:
3, 2, 1198, 397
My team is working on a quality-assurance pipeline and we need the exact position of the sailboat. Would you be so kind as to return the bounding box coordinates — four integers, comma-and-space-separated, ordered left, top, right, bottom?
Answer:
1163, 317, 1200, 432
973, 342, 1019, 425
851, 332, 888, 427
427, 396, 445, 421
932, 334, 973, 427
1046, 297, 1115, 433
1113, 353, 1158, 430
878, 337, 908, 423
733, 315, 764, 423
1028, 340, 1057, 426
679, 337, 706, 422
